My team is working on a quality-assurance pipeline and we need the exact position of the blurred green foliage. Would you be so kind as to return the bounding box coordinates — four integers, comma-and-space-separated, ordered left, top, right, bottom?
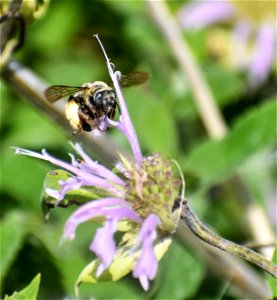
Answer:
1, 1, 276, 299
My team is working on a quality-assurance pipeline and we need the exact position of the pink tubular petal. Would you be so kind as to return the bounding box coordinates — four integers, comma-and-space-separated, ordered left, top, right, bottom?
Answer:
63, 197, 142, 241
178, 0, 234, 29
133, 214, 160, 290
41, 150, 121, 195
248, 22, 276, 85
71, 143, 124, 185
45, 188, 61, 199
94, 35, 143, 163
90, 219, 117, 271
14, 148, 47, 159
233, 20, 252, 43
68, 153, 80, 168
15, 147, 123, 197
138, 275, 149, 291
137, 214, 160, 241
56, 177, 83, 202
111, 71, 142, 164
133, 232, 158, 278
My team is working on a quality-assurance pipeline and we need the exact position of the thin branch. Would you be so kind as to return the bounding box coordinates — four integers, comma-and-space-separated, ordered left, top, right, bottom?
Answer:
181, 199, 277, 278
177, 225, 272, 299
147, 0, 227, 139
1, 59, 126, 165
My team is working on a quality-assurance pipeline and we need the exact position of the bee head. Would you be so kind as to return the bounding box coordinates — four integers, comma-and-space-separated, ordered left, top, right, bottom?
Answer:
93, 88, 116, 115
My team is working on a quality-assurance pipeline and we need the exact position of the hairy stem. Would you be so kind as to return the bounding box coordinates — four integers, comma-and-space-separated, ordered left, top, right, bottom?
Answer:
181, 199, 277, 278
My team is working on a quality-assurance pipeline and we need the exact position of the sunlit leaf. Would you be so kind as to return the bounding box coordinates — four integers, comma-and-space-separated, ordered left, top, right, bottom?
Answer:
184, 99, 276, 186
4, 274, 41, 300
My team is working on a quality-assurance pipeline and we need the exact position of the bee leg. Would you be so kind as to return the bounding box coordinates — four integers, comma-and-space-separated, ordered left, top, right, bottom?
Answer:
88, 108, 106, 132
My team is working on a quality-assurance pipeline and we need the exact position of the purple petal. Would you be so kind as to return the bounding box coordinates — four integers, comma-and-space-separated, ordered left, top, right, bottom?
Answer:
133, 232, 158, 290
133, 214, 160, 290
41, 149, 121, 195
14, 147, 123, 197
115, 161, 131, 179
113, 70, 142, 163
94, 35, 143, 163
64, 197, 142, 240
14, 148, 47, 159
178, 0, 234, 29
55, 177, 83, 202
233, 20, 252, 43
95, 115, 110, 132
90, 219, 117, 272
231, 21, 253, 68
45, 188, 60, 199
137, 214, 160, 242
68, 153, 80, 168
71, 143, 124, 185
248, 22, 276, 85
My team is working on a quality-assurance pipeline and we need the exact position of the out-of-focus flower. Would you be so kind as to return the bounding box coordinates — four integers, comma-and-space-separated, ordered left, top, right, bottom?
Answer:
0, 0, 49, 69
178, 0, 276, 86
14, 36, 183, 292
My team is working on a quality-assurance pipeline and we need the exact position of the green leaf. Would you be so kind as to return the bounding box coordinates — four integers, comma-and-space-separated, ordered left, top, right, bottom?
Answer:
155, 240, 205, 299
4, 274, 41, 300
123, 88, 178, 156
184, 99, 276, 186
267, 243, 277, 298
205, 64, 245, 107
0, 212, 27, 281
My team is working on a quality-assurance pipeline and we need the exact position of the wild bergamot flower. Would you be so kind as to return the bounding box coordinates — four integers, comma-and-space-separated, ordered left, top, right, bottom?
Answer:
14, 35, 184, 292
178, 0, 276, 86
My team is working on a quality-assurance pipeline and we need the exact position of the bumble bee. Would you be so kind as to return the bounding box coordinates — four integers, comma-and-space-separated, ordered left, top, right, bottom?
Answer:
45, 72, 149, 134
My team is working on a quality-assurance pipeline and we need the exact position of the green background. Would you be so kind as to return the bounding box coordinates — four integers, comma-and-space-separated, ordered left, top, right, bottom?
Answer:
1, 1, 276, 299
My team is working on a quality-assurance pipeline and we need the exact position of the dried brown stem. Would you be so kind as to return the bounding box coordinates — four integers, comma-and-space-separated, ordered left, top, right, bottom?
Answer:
147, 0, 227, 139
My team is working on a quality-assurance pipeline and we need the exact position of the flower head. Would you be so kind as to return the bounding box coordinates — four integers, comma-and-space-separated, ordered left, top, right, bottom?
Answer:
14, 36, 183, 292
178, 0, 276, 86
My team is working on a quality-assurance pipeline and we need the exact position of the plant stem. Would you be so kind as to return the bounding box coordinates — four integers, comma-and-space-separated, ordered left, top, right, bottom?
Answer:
181, 199, 277, 278
147, 0, 227, 139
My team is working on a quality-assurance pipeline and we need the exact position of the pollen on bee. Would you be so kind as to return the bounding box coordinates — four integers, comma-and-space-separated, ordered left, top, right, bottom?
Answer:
65, 99, 83, 133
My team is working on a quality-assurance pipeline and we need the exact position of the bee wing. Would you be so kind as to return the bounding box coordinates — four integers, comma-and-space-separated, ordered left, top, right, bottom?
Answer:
108, 71, 150, 88
45, 85, 87, 103
119, 71, 150, 87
